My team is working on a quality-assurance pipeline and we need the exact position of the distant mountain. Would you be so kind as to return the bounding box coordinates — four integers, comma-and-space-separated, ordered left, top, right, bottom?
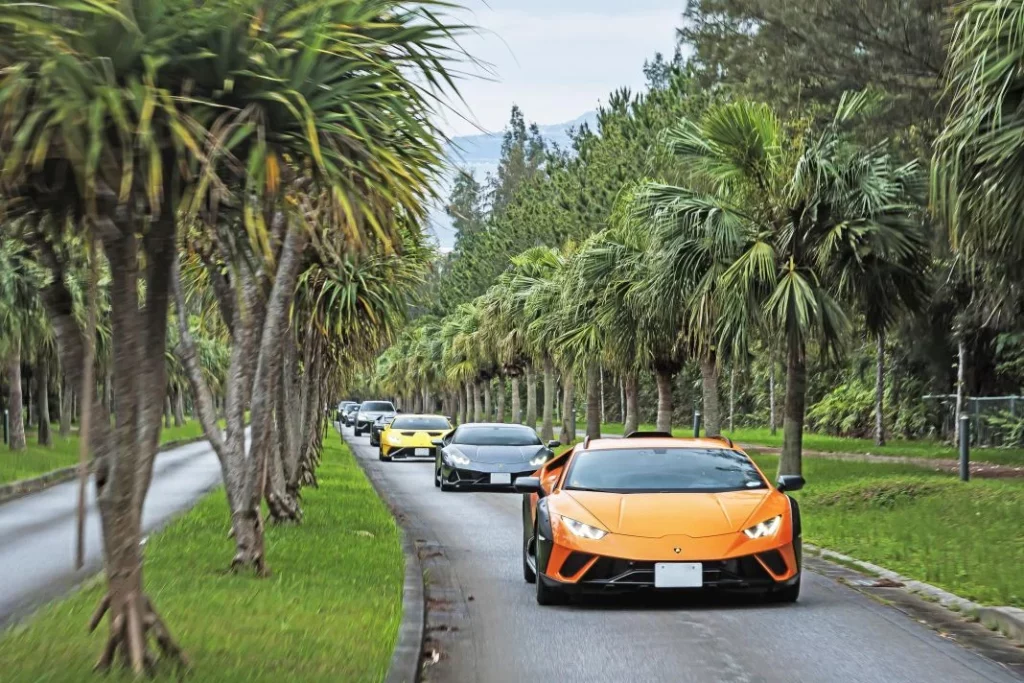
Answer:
427, 111, 597, 250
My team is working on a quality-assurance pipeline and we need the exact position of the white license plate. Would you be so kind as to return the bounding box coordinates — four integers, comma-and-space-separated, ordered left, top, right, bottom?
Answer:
414, 448, 430, 456
654, 562, 703, 588
490, 473, 512, 485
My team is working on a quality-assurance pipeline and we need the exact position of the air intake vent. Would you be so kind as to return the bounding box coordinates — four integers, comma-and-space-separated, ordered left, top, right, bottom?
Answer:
559, 552, 594, 578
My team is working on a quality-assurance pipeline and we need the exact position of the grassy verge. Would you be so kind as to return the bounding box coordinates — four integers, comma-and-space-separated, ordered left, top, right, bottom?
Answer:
0, 438, 404, 682
747, 453, 1024, 607
1, 420, 218, 485
591, 421, 1024, 466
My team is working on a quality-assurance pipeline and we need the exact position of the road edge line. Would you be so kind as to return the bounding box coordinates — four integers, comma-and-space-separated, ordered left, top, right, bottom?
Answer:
0, 435, 209, 506
342, 429, 425, 683
806, 543, 1024, 645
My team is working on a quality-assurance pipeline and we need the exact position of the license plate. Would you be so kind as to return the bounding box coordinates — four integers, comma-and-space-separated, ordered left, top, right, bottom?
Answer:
414, 448, 430, 456
654, 562, 702, 588
490, 473, 512, 485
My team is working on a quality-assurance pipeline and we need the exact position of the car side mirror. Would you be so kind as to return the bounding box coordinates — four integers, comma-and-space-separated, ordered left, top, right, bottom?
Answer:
547, 440, 560, 449
514, 476, 543, 495
431, 439, 443, 447
777, 475, 805, 492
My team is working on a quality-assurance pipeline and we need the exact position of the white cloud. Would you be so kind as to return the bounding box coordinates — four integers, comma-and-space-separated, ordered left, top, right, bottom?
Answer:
440, 6, 681, 135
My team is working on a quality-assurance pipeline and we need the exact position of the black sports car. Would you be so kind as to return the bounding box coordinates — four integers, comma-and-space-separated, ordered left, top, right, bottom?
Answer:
353, 400, 396, 436
434, 423, 559, 491
369, 414, 396, 446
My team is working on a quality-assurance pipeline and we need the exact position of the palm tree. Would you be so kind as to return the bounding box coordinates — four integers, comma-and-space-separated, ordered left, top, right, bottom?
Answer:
2, 0, 463, 673
934, 0, 1024, 265
636, 94, 927, 475
514, 246, 571, 442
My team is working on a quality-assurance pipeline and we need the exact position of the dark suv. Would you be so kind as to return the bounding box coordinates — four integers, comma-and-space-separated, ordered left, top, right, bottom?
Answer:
353, 400, 397, 436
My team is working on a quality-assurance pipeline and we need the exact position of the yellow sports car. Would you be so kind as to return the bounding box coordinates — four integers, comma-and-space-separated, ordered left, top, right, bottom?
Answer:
378, 414, 453, 461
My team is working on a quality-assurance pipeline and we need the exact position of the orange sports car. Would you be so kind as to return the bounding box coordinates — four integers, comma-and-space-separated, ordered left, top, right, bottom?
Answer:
514, 432, 804, 605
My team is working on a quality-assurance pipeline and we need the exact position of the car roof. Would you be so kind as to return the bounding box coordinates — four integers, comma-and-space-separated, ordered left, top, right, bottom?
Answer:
457, 422, 535, 429
581, 436, 743, 451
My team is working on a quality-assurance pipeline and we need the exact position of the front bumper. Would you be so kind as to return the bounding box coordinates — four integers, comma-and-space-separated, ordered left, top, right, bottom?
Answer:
541, 545, 799, 594
439, 462, 536, 489
382, 445, 435, 459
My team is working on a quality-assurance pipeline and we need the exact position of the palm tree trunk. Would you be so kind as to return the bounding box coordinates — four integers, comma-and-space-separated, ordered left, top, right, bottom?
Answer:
103, 364, 112, 412
559, 371, 576, 444
700, 352, 722, 436
60, 374, 72, 438
164, 394, 172, 429
7, 342, 26, 450
619, 377, 626, 424
483, 380, 492, 421
586, 361, 601, 440
541, 357, 555, 442
173, 388, 185, 427
473, 381, 482, 422
526, 365, 538, 427
26, 377, 33, 428
728, 365, 736, 433
769, 358, 777, 435
37, 356, 51, 446
874, 331, 886, 447
510, 376, 521, 423
780, 340, 807, 477
655, 369, 673, 433
496, 376, 506, 422
624, 371, 639, 435
464, 382, 471, 424
599, 366, 606, 425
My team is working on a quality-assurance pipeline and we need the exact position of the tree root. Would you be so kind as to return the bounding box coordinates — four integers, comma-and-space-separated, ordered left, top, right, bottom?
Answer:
89, 592, 189, 676
267, 490, 302, 524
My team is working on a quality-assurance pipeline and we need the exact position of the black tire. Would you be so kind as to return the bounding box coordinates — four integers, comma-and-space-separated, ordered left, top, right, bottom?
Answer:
378, 448, 388, 461
767, 575, 801, 603
536, 574, 566, 606
434, 459, 441, 488
523, 533, 537, 584
353, 427, 362, 437
522, 499, 537, 583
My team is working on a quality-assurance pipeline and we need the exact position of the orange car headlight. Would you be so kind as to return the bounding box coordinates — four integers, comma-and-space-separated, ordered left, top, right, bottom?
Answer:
561, 516, 608, 540
743, 515, 782, 539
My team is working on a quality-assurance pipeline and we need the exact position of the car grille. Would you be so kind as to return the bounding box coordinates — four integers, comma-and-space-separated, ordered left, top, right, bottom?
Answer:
577, 554, 777, 588
387, 447, 434, 458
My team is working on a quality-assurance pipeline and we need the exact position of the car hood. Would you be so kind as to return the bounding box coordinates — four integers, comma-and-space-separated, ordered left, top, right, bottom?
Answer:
563, 489, 775, 539
359, 411, 394, 420
449, 444, 545, 464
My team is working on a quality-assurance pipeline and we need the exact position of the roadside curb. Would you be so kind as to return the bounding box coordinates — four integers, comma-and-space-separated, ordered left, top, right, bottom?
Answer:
342, 430, 425, 683
0, 435, 208, 506
807, 543, 1024, 645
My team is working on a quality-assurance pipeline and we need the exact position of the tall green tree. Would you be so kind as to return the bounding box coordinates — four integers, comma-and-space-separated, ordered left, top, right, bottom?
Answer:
636, 93, 928, 475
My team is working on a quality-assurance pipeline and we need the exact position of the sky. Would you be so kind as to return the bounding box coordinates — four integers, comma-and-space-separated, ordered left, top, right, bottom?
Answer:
442, 0, 683, 137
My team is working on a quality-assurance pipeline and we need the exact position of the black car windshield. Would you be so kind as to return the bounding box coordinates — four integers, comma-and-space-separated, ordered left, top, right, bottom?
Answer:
453, 426, 541, 446
391, 416, 450, 430
564, 448, 766, 493
361, 402, 394, 412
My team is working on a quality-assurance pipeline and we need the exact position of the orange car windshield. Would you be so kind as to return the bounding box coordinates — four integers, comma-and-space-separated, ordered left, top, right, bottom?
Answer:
563, 448, 767, 493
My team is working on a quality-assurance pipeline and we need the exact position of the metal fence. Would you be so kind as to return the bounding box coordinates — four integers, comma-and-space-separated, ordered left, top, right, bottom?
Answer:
922, 394, 1024, 446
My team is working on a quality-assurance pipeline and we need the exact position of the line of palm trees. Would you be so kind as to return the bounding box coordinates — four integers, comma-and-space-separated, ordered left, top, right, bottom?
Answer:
1, 0, 461, 674
378, 92, 933, 478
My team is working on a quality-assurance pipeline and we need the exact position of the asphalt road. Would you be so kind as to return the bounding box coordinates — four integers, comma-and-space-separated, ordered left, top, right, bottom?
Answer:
0, 437, 225, 628
343, 428, 1023, 683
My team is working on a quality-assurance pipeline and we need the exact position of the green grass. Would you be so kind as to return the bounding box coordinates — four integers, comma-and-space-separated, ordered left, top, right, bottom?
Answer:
591, 421, 1024, 466
0, 438, 404, 682
747, 453, 1024, 607
1, 419, 219, 486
